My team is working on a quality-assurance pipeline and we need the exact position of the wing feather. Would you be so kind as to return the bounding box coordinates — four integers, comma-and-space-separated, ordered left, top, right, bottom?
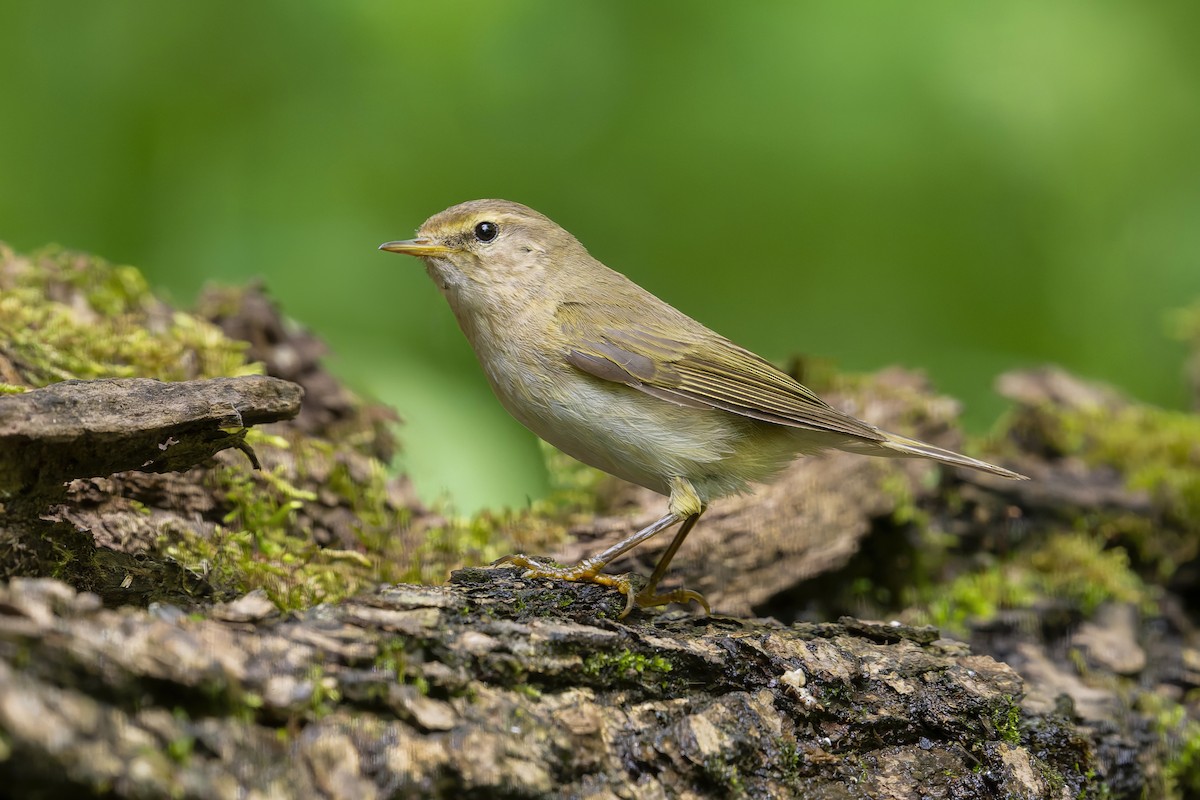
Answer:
558, 301, 884, 442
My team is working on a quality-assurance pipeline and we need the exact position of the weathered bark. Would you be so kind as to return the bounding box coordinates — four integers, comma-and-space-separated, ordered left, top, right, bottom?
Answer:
0, 376, 302, 494
0, 572, 1094, 800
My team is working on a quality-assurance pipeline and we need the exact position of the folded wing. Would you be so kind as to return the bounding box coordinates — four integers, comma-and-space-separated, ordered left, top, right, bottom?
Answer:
558, 300, 885, 442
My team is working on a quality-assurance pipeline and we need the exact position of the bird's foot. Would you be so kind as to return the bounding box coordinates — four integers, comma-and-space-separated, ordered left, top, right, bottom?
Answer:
492, 553, 637, 616
492, 554, 708, 619
635, 585, 711, 616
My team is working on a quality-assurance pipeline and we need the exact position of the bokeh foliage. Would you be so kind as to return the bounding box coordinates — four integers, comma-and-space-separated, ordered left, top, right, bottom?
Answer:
2, 1, 1199, 510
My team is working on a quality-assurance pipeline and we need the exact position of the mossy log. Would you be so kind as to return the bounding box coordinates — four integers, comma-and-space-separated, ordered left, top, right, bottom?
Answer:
3, 243, 1200, 798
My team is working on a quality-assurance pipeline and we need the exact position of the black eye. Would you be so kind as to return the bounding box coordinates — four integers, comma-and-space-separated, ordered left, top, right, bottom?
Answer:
474, 221, 498, 242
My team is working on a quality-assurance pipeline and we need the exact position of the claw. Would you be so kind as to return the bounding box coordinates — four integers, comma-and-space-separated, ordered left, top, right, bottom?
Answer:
634, 586, 711, 616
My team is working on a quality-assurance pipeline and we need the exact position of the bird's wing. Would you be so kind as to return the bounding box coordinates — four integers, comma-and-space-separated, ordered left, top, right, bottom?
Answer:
557, 301, 885, 441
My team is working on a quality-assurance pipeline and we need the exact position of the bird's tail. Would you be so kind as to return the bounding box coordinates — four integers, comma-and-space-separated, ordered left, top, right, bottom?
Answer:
871, 432, 1028, 480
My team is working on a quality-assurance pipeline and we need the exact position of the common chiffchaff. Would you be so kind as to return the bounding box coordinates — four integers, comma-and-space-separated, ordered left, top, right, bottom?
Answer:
381, 199, 1027, 617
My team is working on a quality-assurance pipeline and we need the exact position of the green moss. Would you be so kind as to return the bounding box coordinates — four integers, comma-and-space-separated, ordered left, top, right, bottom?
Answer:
1034, 762, 1067, 796
221, 464, 315, 535
165, 518, 360, 610
374, 637, 408, 680
166, 734, 194, 765
405, 511, 522, 585
922, 530, 1149, 633
1139, 692, 1200, 799
582, 648, 672, 680
776, 738, 802, 784
0, 247, 258, 387
1015, 393, 1200, 579
701, 757, 746, 796
1167, 727, 1200, 798
1030, 529, 1151, 613
1083, 406, 1200, 531
239, 691, 264, 713
156, 452, 309, 604
991, 697, 1022, 746
1078, 769, 1113, 800
164, 423, 553, 610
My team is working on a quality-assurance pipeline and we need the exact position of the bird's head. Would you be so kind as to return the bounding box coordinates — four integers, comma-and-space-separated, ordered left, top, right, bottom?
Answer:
380, 199, 585, 294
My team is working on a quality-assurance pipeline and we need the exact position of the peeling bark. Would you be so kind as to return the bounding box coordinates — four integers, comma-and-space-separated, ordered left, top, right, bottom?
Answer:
0, 376, 301, 494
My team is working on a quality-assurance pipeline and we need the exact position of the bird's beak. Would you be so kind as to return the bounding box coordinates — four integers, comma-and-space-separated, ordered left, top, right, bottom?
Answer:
378, 238, 454, 257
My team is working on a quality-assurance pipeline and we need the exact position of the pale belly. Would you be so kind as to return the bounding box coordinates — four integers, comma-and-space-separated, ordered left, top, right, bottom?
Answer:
486, 360, 804, 501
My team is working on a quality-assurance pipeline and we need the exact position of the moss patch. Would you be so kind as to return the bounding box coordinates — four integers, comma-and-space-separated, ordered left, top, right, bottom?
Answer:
1013, 391, 1200, 579
919, 529, 1149, 634
582, 648, 672, 681
0, 245, 257, 385
1140, 691, 1200, 799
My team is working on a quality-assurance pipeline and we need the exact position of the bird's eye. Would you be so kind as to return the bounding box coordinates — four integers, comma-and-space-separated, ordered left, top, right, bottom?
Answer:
474, 221, 498, 243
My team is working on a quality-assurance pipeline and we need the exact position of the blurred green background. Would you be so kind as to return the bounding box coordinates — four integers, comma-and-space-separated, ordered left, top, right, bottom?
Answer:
3, 2, 1199, 511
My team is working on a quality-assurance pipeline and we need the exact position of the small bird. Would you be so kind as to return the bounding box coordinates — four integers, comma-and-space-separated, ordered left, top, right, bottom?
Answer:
381, 199, 1027, 617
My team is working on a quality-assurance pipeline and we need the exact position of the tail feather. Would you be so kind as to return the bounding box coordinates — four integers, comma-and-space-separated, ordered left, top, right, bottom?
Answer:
875, 432, 1028, 480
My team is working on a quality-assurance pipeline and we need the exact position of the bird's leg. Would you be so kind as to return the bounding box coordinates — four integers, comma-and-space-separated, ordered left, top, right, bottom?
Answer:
494, 511, 683, 617
633, 478, 709, 613
633, 511, 710, 614
493, 477, 710, 618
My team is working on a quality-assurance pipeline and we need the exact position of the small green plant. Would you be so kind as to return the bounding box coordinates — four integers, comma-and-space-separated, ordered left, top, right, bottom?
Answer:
581, 648, 672, 679
991, 697, 1022, 746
